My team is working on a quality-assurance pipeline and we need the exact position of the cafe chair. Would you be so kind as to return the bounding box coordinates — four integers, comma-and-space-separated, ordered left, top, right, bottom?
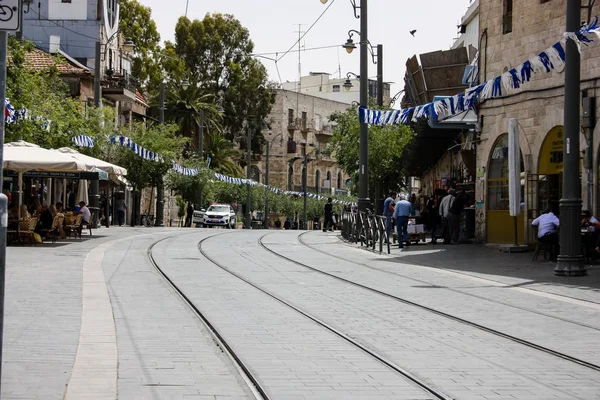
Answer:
532, 226, 551, 262
66, 214, 83, 239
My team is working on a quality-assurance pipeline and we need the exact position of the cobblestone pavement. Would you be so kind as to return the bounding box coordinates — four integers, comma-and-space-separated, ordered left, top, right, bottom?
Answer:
3, 227, 600, 399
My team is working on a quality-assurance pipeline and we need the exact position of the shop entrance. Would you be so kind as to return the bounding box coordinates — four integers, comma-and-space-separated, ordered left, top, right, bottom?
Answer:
537, 126, 564, 216
486, 134, 525, 244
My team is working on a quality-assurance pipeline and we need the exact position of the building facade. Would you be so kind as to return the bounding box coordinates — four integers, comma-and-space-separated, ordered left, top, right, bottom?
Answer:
252, 89, 350, 196
476, 0, 600, 244
282, 72, 391, 106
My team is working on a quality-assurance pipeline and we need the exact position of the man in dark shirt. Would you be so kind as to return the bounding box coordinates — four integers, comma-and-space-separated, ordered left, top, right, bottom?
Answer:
323, 197, 334, 232
448, 190, 466, 244
382, 191, 395, 242
185, 202, 194, 227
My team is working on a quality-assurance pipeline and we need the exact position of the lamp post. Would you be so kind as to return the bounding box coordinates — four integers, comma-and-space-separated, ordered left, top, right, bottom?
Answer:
555, 0, 586, 276
94, 33, 134, 226
342, 0, 370, 212
302, 146, 317, 230
342, 31, 383, 107
265, 131, 283, 228
154, 81, 166, 227
244, 122, 253, 229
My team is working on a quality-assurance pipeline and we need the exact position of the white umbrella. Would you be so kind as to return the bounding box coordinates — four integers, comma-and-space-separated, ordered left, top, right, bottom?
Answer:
77, 180, 89, 205
4, 141, 90, 172
55, 147, 127, 180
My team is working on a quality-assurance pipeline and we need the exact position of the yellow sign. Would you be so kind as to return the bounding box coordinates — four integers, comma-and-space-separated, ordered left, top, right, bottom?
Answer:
538, 126, 564, 175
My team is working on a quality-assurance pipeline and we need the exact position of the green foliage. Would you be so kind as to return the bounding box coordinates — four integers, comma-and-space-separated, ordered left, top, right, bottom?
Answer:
176, 195, 186, 218
119, 0, 162, 88
115, 122, 185, 191
5, 38, 101, 148
329, 104, 414, 194
164, 14, 275, 150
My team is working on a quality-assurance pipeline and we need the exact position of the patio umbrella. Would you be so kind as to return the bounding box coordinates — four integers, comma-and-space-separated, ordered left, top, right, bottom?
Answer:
55, 147, 127, 181
77, 179, 89, 205
4, 141, 91, 214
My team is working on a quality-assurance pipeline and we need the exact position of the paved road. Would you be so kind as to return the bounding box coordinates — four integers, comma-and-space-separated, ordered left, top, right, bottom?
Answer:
3, 228, 600, 399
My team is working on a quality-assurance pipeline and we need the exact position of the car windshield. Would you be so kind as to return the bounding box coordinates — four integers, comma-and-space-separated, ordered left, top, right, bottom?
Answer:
208, 206, 230, 212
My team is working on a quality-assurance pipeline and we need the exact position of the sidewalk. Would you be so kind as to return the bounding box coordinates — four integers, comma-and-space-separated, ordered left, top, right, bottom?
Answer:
376, 238, 600, 303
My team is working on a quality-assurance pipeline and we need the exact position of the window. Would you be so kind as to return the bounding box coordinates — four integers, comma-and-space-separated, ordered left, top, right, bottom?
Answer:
502, 0, 513, 34
301, 111, 307, 130
107, 0, 117, 29
315, 170, 321, 194
288, 109, 294, 126
337, 172, 342, 189
332, 85, 340, 93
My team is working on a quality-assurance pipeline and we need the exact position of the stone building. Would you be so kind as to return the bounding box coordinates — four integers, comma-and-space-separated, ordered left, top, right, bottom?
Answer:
251, 89, 351, 196
476, 0, 600, 244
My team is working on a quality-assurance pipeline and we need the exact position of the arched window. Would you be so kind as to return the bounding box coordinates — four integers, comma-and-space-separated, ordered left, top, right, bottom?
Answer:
337, 171, 342, 189
251, 166, 261, 183
315, 170, 321, 194
288, 166, 294, 190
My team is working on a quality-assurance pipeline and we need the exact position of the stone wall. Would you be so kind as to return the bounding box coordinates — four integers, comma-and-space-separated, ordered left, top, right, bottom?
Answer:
477, 0, 600, 243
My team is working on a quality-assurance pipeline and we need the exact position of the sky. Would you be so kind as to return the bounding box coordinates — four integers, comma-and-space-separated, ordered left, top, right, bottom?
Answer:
138, 0, 473, 100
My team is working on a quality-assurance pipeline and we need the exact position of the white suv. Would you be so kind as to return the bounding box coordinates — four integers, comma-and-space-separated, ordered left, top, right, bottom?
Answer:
203, 204, 237, 229
193, 208, 206, 227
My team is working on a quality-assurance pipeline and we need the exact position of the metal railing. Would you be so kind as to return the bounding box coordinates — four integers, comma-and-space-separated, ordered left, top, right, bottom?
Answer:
341, 211, 390, 254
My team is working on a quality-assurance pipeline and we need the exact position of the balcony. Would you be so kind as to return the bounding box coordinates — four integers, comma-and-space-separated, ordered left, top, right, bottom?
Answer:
300, 119, 314, 133
102, 72, 138, 102
315, 124, 334, 139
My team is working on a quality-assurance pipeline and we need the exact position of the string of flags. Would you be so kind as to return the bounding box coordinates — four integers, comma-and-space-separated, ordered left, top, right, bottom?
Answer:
360, 16, 600, 127
5, 98, 52, 131
72, 134, 357, 206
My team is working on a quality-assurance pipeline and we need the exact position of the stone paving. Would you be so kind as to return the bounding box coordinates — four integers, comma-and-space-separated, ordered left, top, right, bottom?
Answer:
3, 226, 600, 399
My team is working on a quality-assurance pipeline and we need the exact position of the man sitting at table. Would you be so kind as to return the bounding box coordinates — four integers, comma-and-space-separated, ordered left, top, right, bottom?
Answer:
532, 209, 560, 262
77, 201, 91, 227
582, 210, 599, 228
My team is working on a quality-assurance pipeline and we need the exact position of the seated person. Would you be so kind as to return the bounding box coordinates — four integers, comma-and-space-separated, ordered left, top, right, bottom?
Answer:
76, 201, 91, 226
36, 205, 54, 234
582, 210, 599, 229
55, 202, 64, 214
532, 209, 560, 261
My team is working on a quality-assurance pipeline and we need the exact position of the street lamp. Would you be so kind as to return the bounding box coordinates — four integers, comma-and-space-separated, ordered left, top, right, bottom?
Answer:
344, 72, 359, 92
94, 31, 135, 226
343, 31, 359, 54
389, 89, 405, 108
329, 0, 370, 213
264, 130, 283, 228
302, 146, 319, 230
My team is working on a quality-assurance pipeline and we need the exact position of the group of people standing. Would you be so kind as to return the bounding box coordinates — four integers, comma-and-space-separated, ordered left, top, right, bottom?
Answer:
383, 188, 469, 248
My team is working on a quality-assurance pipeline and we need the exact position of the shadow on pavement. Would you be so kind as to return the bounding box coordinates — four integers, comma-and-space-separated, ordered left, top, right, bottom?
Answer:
379, 242, 600, 292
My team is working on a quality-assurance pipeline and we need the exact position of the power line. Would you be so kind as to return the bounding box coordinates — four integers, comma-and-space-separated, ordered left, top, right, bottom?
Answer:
251, 44, 341, 57
276, 0, 337, 62
29, 8, 100, 41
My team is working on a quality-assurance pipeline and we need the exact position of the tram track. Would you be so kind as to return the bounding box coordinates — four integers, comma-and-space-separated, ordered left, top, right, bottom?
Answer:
298, 232, 600, 332
258, 231, 600, 374
147, 233, 270, 400
194, 234, 454, 400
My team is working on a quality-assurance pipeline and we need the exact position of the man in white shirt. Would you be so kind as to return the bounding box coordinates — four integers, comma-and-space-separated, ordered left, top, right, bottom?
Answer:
78, 201, 91, 225
438, 188, 455, 244
532, 209, 559, 261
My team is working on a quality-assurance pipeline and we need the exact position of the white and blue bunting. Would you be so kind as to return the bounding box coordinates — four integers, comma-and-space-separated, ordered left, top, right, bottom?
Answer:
5, 98, 51, 131
72, 135, 94, 148
360, 17, 600, 127
108, 134, 356, 205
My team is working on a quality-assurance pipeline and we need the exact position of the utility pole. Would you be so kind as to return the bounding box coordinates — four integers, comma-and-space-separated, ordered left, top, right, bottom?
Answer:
358, 0, 370, 213
90, 41, 101, 227
154, 82, 166, 227
376, 44, 383, 107
265, 141, 271, 229
245, 123, 252, 229
303, 151, 308, 230
0, 4, 22, 391
198, 109, 205, 208
555, 0, 585, 276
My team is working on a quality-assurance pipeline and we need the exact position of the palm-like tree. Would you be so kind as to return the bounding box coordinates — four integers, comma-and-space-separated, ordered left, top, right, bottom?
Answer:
204, 131, 242, 177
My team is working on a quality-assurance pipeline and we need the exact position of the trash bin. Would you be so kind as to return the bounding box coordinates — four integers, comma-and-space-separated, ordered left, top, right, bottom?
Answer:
251, 220, 261, 230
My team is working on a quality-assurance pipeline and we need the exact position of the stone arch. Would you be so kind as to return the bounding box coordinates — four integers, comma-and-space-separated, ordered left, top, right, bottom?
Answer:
315, 169, 321, 194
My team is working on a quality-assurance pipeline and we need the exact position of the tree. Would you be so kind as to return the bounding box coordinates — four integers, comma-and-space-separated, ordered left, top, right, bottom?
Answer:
164, 14, 275, 151
5, 38, 102, 149
119, 0, 162, 88
328, 104, 414, 199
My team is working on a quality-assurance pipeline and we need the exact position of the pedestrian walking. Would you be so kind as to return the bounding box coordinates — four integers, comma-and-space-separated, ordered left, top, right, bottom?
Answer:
323, 197, 334, 232
382, 191, 396, 242
185, 202, 194, 227
439, 188, 456, 244
115, 197, 127, 226
394, 194, 412, 249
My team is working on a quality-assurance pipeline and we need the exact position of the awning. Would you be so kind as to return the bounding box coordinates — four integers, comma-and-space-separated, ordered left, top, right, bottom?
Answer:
4, 140, 89, 172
